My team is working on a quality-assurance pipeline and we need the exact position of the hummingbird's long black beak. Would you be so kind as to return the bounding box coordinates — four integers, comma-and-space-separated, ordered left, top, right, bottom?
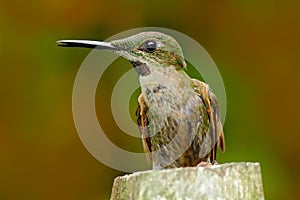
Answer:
56, 40, 118, 51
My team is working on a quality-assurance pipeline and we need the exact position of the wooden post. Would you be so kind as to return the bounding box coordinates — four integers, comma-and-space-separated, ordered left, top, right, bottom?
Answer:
110, 162, 264, 200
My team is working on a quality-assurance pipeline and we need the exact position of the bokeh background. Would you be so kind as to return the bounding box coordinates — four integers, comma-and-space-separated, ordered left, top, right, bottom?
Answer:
1, 1, 300, 199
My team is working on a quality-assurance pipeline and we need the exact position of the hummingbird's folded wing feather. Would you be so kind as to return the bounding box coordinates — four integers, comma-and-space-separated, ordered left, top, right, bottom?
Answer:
192, 79, 225, 156
209, 89, 226, 152
136, 94, 152, 161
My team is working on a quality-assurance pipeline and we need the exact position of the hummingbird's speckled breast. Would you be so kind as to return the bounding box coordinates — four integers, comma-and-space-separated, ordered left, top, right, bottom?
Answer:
139, 64, 211, 169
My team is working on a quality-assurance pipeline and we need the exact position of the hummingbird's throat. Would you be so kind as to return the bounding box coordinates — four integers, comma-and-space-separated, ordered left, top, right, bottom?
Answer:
139, 64, 193, 107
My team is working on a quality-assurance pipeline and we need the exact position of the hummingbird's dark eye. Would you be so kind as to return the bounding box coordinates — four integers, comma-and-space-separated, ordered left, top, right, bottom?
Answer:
144, 40, 157, 53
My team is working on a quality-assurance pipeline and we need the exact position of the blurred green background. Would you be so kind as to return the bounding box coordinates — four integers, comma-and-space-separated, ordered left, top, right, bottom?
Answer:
1, 0, 300, 199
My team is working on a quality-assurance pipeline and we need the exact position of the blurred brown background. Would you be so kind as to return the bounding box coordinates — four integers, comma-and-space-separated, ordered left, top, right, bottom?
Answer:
1, 0, 300, 199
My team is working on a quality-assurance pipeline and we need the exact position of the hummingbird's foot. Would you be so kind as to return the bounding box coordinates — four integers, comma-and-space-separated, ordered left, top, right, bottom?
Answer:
197, 161, 212, 168
212, 160, 219, 165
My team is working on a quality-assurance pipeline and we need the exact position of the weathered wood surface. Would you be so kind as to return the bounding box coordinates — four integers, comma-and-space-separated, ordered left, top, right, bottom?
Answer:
110, 162, 264, 200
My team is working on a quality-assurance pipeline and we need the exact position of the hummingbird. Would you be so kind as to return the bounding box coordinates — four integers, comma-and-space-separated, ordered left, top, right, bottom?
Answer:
57, 32, 225, 169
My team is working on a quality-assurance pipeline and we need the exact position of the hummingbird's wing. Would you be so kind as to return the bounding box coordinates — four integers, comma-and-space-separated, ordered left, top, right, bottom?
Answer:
192, 79, 225, 160
136, 94, 152, 161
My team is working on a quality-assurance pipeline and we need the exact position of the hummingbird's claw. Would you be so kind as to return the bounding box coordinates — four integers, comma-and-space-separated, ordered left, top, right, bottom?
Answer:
197, 161, 213, 168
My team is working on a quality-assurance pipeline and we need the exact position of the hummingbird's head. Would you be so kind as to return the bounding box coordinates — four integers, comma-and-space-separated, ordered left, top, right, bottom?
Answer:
57, 32, 187, 76
111, 32, 186, 70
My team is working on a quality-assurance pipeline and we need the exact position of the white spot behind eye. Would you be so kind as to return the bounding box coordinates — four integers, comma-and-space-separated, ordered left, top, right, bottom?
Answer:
156, 41, 164, 48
